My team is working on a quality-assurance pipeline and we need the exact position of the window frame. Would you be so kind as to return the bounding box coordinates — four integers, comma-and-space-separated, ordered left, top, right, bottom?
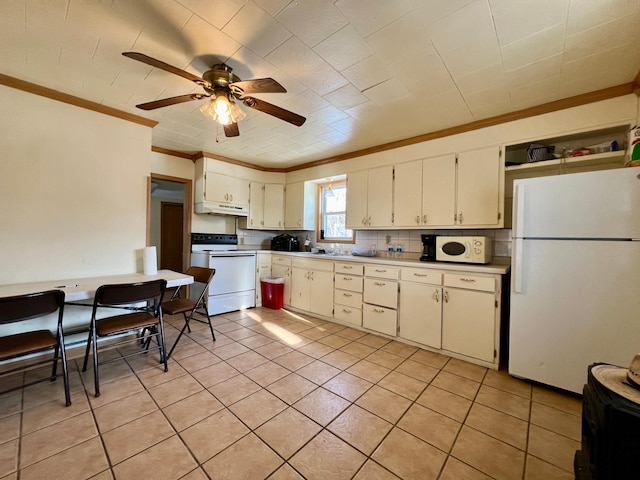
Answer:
315, 180, 355, 244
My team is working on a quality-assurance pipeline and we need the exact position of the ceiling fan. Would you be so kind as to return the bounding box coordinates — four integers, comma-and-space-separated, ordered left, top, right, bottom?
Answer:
122, 52, 306, 137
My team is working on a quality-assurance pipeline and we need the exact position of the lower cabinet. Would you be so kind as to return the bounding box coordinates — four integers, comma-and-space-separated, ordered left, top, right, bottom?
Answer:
334, 262, 364, 327
255, 253, 271, 306
271, 255, 292, 306
399, 268, 443, 349
441, 273, 498, 363
291, 258, 334, 318
362, 265, 399, 336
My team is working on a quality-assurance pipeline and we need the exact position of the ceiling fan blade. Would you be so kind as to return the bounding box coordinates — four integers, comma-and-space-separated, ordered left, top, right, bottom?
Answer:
242, 96, 306, 126
136, 93, 208, 110
230, 78, 286, 94
122, 52, 206, 85
223, 123, 240, 137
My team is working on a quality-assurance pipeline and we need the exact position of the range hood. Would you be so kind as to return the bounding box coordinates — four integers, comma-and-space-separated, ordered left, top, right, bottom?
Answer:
194, 201, 249, 216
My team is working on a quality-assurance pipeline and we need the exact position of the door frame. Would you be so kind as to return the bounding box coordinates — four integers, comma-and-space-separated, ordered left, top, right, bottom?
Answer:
147, 174, 193, 272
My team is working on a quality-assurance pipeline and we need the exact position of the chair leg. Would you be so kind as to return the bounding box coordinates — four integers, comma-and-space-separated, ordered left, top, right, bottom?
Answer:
82, 330, 92, 372
51, 343, 60, 381
158, 316, 168, 373
58, 324, 71, 406
91, 331, 100, 397
203, 304, 216, 342
167, 315, 191, 359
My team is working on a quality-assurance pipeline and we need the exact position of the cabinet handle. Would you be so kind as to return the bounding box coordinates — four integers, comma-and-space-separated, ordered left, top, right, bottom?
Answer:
342, 292, 353, 297
343, 265, 353, 269
444, 290, 449, 303
310, 271, 314, 280
423, 214, 427, 224
433, 290, 439, 302
342, 308, 352, 313
415, 214, 420, 224
375, 269, 387, 272
413, 273, 428, 277
374, 281, 386, 286
342, 276, 353, 281
368, 216, 372, 225
373, 308, 385, 313
460, 278, 476, 283
458, 212, 463, 224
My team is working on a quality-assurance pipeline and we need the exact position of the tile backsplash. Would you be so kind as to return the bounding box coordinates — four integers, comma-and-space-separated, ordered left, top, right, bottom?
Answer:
238, 227, 512, 258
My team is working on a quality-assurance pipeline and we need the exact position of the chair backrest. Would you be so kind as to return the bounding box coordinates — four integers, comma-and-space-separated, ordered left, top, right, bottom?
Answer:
95, 279, 167, 307
0, 290, 65, 325
185, 266, 216, 286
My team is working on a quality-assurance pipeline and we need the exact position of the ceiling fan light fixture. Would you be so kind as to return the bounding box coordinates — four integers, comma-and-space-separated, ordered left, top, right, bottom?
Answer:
200, 92, 245, 126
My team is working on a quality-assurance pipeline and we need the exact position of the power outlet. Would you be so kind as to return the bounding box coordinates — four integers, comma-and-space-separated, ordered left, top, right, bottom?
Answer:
385, 235, 391, 245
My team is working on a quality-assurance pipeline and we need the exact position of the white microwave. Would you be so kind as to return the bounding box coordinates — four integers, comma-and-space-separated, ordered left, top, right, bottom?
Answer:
436, 236, 493, 264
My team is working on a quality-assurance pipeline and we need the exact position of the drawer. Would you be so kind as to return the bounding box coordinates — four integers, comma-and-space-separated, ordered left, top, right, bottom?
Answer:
363, 278, 398, 308
365, 265, 399, 280
292, 258, 334, 272
272, 255, 292, 266
334, 305, 362, 326
334, 289, 362, 308
363, 304, 397, 336
334, 274, 363, 293
335, 262, 364, 275
401, 268, 443, 285
443, 273, 495, 292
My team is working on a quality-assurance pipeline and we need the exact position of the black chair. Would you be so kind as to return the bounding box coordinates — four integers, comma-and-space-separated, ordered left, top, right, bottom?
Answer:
162, 266, 216, 358
82, 279, 167, 397
0, 290, 71, 406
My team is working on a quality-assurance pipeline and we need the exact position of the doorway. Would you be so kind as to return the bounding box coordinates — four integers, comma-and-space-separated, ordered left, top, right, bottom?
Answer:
149, 175, 192, 273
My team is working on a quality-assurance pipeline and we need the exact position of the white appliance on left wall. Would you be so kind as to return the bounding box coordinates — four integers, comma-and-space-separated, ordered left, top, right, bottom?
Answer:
509, 167, 640, 394
190, 233, 256, 315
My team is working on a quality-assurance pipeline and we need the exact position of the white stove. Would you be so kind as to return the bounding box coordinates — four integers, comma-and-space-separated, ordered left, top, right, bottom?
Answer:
190, 233, 256, 315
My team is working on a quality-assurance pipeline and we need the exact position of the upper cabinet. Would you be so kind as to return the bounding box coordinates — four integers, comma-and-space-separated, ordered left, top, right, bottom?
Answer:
245, 182, 285, 229
393, 146, 503, 229
346, 166, 393, 229
194, 158, 250, 215
284, 181, 316, 230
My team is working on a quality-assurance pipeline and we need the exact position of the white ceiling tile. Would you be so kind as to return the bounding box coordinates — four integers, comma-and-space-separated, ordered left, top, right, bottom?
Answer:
562, 43, 640, 85
489, 0, 569, 46
438, 42, 501, 78
222, 2, 291, 57
179, 14, 242, 62
509, 76, 565, 110
505, 54, 562, 90
319, 130, 350, 145
344, 101, 382, 121
453, 62, 506, 95
276, 0, 348, 47
366, 14, 432, 64
362, 77, 411, 105
323, 83, 368, 109
342, 55, 393, 91
463, 85, 510, 110
311, 105, 350, 124
314, 25, 374, 71
177, 0, 247, 30
285, 89, 331, 114
296, 61, 349, 96
427, 0, 496, 53
335, 0, 413, 36
388, 45, 456, 96
501, 23, 565, 72
411, 0, 477, 27
566, 0, 640, 35
266, 36, 324, 80
470, 100, 514, 120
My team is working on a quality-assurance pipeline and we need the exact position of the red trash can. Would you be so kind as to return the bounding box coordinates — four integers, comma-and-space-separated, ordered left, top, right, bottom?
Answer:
260, 276, 285, 309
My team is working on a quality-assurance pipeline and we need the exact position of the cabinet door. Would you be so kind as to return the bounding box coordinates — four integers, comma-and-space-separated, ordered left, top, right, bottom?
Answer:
228, 176, 250, 206
290, 268, 310, 311
284, 181, 303, 229
422, 154, 456, 226
309, 270, 334, 317
363, 304, 397, 336
248, 182, 264, 229
263, 183, 284, 229
204, 172, 232, 203
456, 146, 500, 226
346, 170, 368, 228
399, 282, 442, 348
271, 264, 291, 305
442, 288, 496, 362
367, 165, 393, 227
393, 160, 423, 227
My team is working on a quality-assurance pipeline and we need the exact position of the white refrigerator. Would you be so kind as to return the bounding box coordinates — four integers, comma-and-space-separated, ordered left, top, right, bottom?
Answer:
509, 167, 640, 394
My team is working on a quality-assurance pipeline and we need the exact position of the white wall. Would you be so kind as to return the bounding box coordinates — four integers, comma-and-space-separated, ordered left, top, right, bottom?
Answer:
0, 86, 152, 284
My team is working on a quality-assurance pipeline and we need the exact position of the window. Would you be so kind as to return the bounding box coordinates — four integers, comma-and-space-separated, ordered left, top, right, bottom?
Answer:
317, 181, 354, 243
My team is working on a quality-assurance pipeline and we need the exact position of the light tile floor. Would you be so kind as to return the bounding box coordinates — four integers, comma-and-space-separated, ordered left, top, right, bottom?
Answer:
0, 307, 582, 480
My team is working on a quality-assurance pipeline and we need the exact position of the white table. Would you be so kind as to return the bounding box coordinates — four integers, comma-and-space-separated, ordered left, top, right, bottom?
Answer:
0, 270, 193, 340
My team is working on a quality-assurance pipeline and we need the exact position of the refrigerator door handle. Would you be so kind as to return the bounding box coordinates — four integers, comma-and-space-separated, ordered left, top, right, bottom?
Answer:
513, 183, 525, 238
513, 238, 524, 293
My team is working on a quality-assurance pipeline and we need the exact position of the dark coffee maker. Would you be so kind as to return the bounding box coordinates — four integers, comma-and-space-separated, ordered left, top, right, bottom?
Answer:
420, 234, 437, 262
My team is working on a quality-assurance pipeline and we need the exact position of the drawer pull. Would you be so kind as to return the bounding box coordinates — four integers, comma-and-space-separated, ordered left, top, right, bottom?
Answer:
460, 278, 476, 283
374, 281, 386, 286
413, 273, 428, 277
373, 308, 385, 313
343, 265, 353, 269
342, 293, 353, 297
374, 269, 387, 272
342, 308, 352, 313
342, 276, 353, 281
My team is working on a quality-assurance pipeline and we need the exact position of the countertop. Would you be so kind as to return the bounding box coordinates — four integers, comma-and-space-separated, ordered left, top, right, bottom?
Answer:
259, 250, 510, 275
